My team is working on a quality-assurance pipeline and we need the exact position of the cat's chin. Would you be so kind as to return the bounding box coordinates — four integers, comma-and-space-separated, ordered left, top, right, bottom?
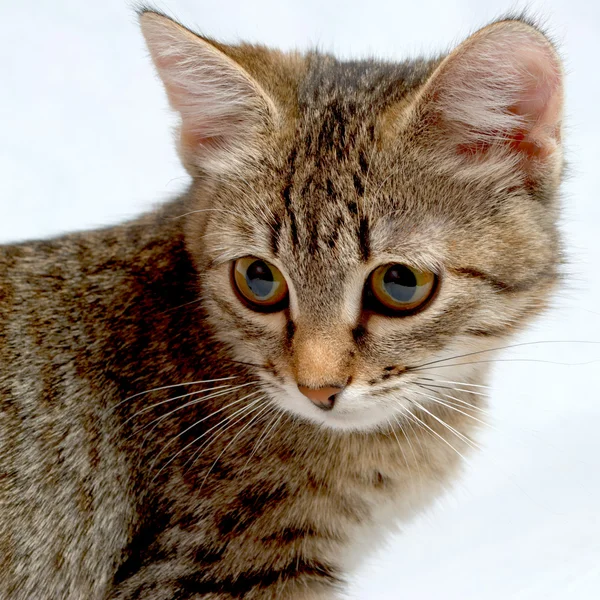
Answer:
293, 409, 392, 432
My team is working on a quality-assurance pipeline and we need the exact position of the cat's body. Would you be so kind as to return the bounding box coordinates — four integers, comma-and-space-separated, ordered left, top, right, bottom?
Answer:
0, 9, 564, 600
0, 200, 469, 599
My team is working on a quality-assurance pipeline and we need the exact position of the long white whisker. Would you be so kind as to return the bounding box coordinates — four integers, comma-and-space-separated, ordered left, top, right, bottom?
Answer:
416, 384, 492, 416
171, 207, 250, 220
415, 378, 490, 397
413, 358, 600, 372
123, 383, 237, 429
129, 381, 258, 440
410, 340, 600, 370
109, 376, 238, 412
402, 408, 471, 463
396, 414, 423, 481
199, 399, 273, 490
417, 378, 492, 389
243, 407, 285, 470
410, 402, 563, 512
184, 396, 269, 471
410, 400, 481, 452
411, 389, 494, 431
150, 390, 263, 473
387, 417, 412, 478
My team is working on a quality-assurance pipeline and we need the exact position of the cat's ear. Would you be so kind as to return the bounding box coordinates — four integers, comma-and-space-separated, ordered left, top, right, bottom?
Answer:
405, 19, 563, 182
140, 11, 279, 174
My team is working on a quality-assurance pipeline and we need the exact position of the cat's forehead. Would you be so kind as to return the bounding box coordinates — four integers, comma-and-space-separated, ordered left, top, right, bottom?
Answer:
207, 55, 531, 300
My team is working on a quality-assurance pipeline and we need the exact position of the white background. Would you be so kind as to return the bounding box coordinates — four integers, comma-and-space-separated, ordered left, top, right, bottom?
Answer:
1, 1, 599, 598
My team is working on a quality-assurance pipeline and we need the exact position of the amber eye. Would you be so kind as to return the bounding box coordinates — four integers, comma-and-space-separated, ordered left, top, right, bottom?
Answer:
232, 257, 289, 312
366, 264, 437, 315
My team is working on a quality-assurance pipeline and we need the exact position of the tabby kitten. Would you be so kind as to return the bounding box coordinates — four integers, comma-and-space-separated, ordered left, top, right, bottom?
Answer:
0, 8, 564, 600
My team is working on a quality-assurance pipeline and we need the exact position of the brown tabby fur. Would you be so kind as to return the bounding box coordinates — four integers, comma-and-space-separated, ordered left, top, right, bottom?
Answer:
0, 8, 563, 600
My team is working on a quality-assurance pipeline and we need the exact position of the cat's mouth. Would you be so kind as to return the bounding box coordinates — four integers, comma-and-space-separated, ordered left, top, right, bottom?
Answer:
264, 379, 410, 432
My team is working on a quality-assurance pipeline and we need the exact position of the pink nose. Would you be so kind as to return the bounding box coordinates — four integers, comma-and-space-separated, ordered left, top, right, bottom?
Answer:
298, 386, 343, 411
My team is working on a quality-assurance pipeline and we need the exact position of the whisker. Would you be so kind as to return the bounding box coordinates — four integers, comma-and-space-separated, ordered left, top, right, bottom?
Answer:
410, 400, 481, 452
396, 414, 423, 480
402, 407, 472, 463
243, 407, 285, 469
151, 396, 266, 482
220, 358, 266, 369
416, 376, 492, 390
198, 399, 273, 490
414, 379, 489, 397
149, 390, 263, 473
413, 357, 600, 372
108, 376, 238, 413
411, 389, 494, 431
416, 383, 492, 416
387, 417, 413, 478
171, 207, 250, 221
159, 296, 206, 314
409, 340, 600, 371
127, 381, 258, 439
409, 402, 564, 514
123, 383, 237, 430
184, 396, 270, 471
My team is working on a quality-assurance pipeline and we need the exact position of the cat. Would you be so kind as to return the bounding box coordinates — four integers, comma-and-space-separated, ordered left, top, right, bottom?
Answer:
0, 7, 564, 600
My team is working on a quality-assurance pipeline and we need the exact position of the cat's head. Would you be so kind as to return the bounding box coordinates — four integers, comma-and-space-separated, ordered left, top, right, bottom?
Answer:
141, 11, 564, 431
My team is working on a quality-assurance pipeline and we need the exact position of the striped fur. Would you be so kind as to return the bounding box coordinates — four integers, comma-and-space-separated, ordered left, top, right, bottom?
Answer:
0, 10, 564, 599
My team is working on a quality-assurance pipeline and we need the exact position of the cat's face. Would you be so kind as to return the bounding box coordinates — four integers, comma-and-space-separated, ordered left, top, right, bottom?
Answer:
197, 131, 559, 430
141, 13, 564, 431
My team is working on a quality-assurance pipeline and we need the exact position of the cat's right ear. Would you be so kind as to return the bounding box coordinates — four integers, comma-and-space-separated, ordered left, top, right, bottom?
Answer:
139, 10, 279, 175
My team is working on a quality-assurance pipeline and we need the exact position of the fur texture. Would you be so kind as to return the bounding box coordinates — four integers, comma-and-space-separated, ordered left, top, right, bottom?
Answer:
0, 10, 564, 600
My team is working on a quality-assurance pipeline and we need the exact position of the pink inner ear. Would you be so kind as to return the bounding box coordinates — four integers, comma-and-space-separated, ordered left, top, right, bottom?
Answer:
429, 24, 563, 163
508, 46, 563, 160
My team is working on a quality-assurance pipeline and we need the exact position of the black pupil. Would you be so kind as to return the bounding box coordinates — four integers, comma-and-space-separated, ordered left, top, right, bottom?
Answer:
382, 265, 417, 303
246, 260, 275, 299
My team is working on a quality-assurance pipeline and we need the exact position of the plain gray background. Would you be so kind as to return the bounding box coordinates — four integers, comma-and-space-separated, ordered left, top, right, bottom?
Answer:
1, 0, 599, 598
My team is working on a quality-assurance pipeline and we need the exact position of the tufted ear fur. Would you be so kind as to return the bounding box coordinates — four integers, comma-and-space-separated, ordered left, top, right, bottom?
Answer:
140, 11, 279, 175
406, 20, 564, 183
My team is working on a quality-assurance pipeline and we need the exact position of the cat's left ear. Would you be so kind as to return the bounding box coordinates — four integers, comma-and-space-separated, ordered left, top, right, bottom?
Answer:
404, 19, 564, 183
140, 11, 279, 175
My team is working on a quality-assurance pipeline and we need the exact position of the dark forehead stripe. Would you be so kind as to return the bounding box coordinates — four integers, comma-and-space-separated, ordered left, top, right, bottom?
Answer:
271, 146, 300, 254
271, 56, 412, 259
269, 214, 282, 256
358, 216, 370, 261
346, 200, 370, 261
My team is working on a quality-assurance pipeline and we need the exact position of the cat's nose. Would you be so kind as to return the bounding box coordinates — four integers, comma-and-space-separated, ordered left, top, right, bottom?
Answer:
297, 385, 343, 411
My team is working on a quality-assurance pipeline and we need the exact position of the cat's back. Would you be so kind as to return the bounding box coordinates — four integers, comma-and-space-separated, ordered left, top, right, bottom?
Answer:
0, 201, 190, 599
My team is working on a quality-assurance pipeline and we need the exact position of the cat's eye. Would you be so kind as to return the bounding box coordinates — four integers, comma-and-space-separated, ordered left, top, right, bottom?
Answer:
366, 264, 437, 315
232, 257, 289, 312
